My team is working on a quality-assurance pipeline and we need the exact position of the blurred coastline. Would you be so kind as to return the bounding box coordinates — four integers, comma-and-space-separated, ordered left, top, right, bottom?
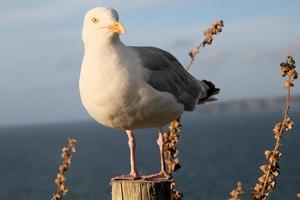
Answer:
200, 95, 300, 114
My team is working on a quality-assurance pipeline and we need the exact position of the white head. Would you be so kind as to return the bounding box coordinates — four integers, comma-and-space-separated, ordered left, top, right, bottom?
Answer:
82, 7, 125, 45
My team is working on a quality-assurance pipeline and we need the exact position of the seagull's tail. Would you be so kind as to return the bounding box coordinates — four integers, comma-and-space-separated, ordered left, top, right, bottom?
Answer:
197, 80, 220, 105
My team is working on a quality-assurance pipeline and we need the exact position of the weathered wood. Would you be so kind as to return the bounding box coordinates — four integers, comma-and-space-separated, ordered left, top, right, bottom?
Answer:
111, 179, 171, 200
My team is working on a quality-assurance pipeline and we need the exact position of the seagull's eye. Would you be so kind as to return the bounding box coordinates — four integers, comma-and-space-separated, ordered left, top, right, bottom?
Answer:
92, 17, 99, 24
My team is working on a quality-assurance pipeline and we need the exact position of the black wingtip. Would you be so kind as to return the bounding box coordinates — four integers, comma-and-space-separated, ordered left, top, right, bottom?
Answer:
202, 79, 220, 97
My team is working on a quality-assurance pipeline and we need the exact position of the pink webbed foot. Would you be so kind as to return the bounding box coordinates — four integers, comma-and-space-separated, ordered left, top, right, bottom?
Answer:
143, 171, 170, 181
112, 171, 141, 180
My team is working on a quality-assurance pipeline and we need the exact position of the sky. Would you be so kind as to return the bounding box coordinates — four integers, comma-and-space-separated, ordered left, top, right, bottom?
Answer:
0, 0, 300, 126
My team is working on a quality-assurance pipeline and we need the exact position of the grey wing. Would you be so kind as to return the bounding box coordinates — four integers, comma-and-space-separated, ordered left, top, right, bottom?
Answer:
131, 46, 211, 111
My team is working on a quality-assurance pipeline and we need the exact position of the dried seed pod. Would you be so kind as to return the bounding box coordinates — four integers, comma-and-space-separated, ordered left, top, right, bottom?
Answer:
254, 183, 263, 192
212, 21, 219, 28
264, 150, 272, 160
260, 164, 269, 173
216, 27, 223, 33
211, 28, 217, 35
69, 139, 77, 146
267, 181, 276, 191
284, 80, 294, 89
229, 182, 244, 200
271, 169, 279, 177
288, 69, 298, 80
284, 117, 294, 131
287, 55, 296, 64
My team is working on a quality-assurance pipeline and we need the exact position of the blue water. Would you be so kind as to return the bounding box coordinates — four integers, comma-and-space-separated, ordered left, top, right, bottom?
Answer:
0, 111, 299, 200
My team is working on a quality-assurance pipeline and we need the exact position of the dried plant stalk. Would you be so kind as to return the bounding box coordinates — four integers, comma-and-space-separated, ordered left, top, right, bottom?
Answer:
252, 56, 298, 200
164, 119, 182, 174
186, 20, 224, 70
297, 193, 300, 199
229, 182, 244, 200
50, 138, 77, 200
164, 118, 183, 200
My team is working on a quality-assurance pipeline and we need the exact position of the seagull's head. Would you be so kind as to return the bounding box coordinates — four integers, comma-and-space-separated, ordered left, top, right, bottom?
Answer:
82, 7, 125, 44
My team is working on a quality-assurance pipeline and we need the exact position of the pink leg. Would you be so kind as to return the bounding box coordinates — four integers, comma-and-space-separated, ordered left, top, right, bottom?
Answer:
112, 130, 140, 180
143, 128, 169, 180
127, 130, 138, 177
158, 130, 167, 176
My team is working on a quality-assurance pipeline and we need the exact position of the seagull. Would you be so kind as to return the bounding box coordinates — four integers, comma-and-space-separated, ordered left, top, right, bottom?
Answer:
79, 7, 219, 180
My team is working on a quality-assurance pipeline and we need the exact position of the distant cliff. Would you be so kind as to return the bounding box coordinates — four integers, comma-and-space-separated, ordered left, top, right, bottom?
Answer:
200, 95, 300, 114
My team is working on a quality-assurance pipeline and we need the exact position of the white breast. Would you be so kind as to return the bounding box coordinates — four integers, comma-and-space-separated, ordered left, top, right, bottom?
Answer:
79, 42, 183, 130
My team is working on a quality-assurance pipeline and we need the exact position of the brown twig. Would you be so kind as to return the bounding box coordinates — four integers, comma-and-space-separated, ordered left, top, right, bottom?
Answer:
50, 138, 77, 200
252, 56, 297, 200
229, 182, 244, 200
186, 20, 224, 70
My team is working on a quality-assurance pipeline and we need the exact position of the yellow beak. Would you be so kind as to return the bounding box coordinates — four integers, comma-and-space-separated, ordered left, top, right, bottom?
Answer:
106, 22, 125, 35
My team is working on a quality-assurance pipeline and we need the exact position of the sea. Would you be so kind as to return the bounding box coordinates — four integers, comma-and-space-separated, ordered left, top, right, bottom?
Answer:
0, 110, 299, 200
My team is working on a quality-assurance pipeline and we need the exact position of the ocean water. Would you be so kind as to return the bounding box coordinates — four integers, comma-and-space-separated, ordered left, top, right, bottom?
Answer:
0, 111, 299, 200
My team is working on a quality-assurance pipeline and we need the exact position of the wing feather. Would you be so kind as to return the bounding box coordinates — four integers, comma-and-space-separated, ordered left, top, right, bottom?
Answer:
131, 46, 208, 111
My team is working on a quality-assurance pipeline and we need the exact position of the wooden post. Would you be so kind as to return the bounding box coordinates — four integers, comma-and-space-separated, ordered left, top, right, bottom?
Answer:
111, 179, 171, 200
